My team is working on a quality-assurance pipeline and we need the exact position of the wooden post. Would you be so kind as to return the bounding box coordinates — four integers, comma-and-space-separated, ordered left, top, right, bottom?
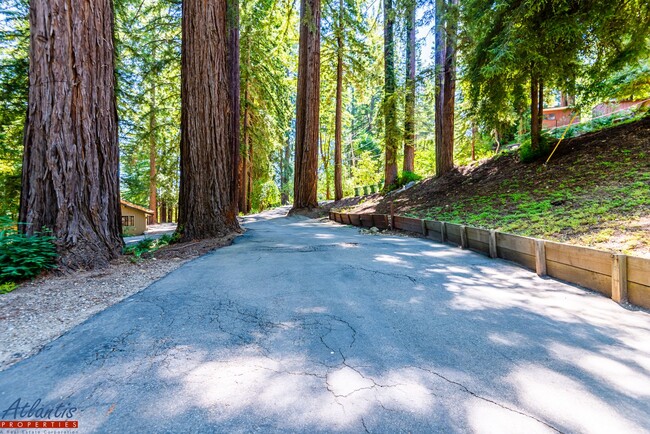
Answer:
535, 240, 547, 277
385, 214, 390, 230
460, 225, 468, 249
390, 201, 395, 230
489, 230, 498, 259
612, 254, 628, 304
440, 222, 447, 243
421, 220, 428, 236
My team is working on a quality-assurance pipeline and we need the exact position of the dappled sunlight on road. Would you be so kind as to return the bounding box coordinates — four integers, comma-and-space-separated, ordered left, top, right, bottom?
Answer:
1, 210, 649, 432
508, 365, 647, 434
149, 351, 440, 431
549, 343, 650, 398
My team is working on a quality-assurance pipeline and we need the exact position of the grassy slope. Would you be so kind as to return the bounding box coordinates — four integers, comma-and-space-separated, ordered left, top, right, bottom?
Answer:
339, 117, 650, 257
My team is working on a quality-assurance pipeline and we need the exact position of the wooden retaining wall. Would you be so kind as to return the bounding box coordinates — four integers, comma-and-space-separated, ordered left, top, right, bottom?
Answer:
328, 211, 650, 311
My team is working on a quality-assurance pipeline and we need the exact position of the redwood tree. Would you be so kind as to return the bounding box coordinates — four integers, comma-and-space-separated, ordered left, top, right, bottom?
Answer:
434, 0, 457, 177
293, 0, 321, 210
334, 0, 344, 201
19, 0, 123, 269
383, 0, 398, 187
178, 0, 241, 239
403, 0, 416, 173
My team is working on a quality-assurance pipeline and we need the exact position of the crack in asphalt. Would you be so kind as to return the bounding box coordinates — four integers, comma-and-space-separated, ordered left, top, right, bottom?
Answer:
361, 417, 370, 433
411, 366, 564, 433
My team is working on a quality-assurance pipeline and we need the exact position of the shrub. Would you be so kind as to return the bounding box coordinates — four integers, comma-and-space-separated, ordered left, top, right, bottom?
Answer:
123, 232, 179, 261
519, 133, 552, 163
0, 217, 58, 283
0, 282, 17, 294
398, 171, 422, 186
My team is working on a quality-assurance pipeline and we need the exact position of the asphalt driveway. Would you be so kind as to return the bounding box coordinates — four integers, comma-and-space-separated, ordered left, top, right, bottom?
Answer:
1, 209, 649, 433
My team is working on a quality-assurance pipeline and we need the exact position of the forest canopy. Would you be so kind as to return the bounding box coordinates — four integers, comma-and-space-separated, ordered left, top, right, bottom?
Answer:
1, 0, 649, 221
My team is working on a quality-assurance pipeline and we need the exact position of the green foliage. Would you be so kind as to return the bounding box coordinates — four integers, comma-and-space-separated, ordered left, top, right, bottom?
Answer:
0, 281, 17, 294
123, 232, 178, 261
462, 0, 650, 145
115, 0, 181, 210
396, 170, 422, 186
350, 151, 382, 189
0, 217, 58, 283
0, 1, 29, 219
251, 180, 281, 212
552, 106, 650, 140
519, 133, 551, 163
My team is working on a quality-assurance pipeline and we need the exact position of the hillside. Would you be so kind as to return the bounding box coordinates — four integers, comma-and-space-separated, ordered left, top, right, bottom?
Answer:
334, 117, 650, 258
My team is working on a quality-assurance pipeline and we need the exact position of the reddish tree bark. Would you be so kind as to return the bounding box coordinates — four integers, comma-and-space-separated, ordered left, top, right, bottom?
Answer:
334, 0, 344, 201
228, 0, 241, 213
19, 0, 123, 269
149, 79, 158, 224
239, 48, 250, 214
531, 71, 540, 151
441, 0, 458, 172
178, 0, 241, 240
435, 0, 457, 177
383, 0, 398, 188
434, 0, 446, 177
403, 0, 416, 173
293, 0, 321, 210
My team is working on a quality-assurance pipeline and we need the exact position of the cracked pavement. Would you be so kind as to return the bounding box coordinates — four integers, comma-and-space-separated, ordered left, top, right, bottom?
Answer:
1, 207, 650, 433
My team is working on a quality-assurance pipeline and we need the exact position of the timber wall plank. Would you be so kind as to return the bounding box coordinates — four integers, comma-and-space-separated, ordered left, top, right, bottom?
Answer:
628, 257, 650, 285
424, 220, 443, 241
496, 233, 536, 270
546, 260, 612, 296
628, 282, 650, 310
372, 214, 389, 229
394, 216, 424, 233
628, 257, 650, 309
545, 241, 612, 276
467, 227, 490, 255
445, 223, 462, 245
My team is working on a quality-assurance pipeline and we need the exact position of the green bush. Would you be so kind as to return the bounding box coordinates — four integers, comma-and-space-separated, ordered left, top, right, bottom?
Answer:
123, 232, 179, 261
0, 282, 17, 294
384, 171, 423, 192
398, 171, 422, 186
519, 133, 552, 163
0, 217, 58, 283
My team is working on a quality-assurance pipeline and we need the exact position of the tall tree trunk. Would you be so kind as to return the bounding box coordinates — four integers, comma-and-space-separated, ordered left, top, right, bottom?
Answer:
228, 0, 241, 214
20, 0, 122, 269
471, 123, 477, 161
247, 136, 253, 212
441, 0, 457, 172
435, 0, 456, 177
239, 71, 250, 213
560, 91, 568, 107
383, 0, 398, 188
403, 0, 416, 173
334, 0, 344, 201
293, 0, 321, 210
538, 78, 544, 136
149, 78, 158, 224
530, 70, 539, 151
178, 0, 241, 240
434, 0, 446, 177
161, 201, 168, 223
281, 138, 291, 205
320, 133, 331, 200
